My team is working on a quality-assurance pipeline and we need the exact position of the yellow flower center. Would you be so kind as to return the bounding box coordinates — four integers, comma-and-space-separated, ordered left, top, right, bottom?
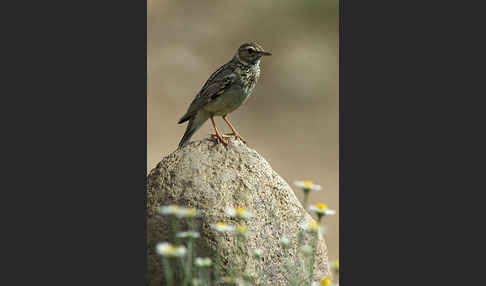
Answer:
216, 222, 227, 227
316, 203, 328, 210
236, 207, 246, 215
309, 220, 320, 230
320, 277, 332, 286
303, 180, 313, 188
221, 277, 234, 283
236, 224, 247, 234
185, 208, 197, 216
166, 245, 176, 255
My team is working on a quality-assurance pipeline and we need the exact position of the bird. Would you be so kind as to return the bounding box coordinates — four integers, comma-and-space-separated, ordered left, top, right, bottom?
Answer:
177, 42, 271, 148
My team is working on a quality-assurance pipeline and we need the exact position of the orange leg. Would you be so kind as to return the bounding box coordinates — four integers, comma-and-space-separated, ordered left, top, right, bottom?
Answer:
222, 115, 247, 144
209, 116, 228, 146
210, 133, 231, 139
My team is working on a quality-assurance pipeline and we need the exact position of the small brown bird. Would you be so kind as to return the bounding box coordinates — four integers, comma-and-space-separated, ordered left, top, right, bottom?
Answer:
177, 42, 271, 148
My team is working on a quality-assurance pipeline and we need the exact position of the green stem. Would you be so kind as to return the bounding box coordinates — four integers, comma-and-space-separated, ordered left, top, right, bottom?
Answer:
234, 232, 247, 281
188, 217, 196, 272
308, 232, 318, 284
178, 256, 187, 286
255, 261, 260, 284
229, 234, 238, 280
170, 217, 185, 284
171, 217, 179, 244
284, 253, 297, 286
295, 228, 306, 284
200, 267, 210, 286
184, 238, 194, 285
162, 257, 174, 286
214, 235, 222, 280
183, 218, 197, 286
303, 191, 309, 211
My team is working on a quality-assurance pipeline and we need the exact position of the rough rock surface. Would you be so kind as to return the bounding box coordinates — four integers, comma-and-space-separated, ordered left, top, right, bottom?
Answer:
147, 137, 329, 285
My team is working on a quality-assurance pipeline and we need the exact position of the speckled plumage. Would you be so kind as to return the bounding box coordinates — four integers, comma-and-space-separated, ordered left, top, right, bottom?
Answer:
178, 42, 271, 148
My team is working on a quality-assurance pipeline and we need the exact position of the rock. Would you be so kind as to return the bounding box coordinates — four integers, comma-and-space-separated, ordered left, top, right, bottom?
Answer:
147, 137, 330, 285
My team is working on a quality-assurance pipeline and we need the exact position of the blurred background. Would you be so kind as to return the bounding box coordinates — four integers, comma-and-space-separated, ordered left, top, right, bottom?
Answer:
148, 0, 339, 261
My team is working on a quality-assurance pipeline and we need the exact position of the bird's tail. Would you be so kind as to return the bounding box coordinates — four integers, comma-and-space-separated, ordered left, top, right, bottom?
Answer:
178, 112, 208, 148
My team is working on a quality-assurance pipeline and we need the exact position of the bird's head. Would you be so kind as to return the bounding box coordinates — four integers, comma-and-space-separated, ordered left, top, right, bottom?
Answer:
236, 42, 272, 65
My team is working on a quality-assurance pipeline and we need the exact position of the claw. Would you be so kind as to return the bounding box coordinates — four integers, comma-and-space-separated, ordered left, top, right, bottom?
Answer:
224, 132, 247, 144
209, 133, 228, 146
209, 116, 229, 146
222, 116, 247, 144
211, 133, 231, 139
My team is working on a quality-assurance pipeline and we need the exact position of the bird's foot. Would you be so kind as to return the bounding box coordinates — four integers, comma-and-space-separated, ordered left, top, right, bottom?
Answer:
209, 133, 229, 146
210, 133, 231, 139
224, 132, 247, 144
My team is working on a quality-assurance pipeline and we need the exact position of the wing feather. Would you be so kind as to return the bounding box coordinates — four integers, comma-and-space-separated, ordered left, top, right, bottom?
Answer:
178, 62, 236, 123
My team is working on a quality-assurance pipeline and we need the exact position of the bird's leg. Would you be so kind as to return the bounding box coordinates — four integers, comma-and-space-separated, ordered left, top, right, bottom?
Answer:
209, 116, 228, 146
222, 115, 247, 144
211, 134, 231, 138
210, 133, 231, 138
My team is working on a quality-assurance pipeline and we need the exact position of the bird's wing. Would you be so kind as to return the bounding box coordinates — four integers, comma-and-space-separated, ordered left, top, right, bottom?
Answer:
178, 64, 237, 123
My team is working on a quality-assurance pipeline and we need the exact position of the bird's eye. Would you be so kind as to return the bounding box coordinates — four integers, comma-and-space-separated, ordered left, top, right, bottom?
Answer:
247, 48, 255, 54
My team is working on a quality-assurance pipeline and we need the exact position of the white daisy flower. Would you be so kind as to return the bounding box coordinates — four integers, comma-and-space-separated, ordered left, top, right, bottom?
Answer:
309, 203, 336, 217
175, 207, 199, 218
155, 242, 187, 257
194, 257, 212, 267
302, 220, 321, 232
173, 246, 187, 257
225, 206, 253, 219
211, 222, 235, 233
236, 224, 248, 236
155, 242, 173, 256
176, 231, 200, 239
159, 205, 199, 218
294, 180, 322, 192
158, 205, 180, 215
311, 277, 333, 286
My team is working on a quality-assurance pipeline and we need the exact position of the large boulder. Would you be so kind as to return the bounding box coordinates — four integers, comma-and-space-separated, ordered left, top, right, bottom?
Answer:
147, 137, 330, 285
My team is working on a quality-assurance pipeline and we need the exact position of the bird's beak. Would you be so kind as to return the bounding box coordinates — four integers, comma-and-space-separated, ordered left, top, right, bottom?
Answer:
259, 50, 272, 56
